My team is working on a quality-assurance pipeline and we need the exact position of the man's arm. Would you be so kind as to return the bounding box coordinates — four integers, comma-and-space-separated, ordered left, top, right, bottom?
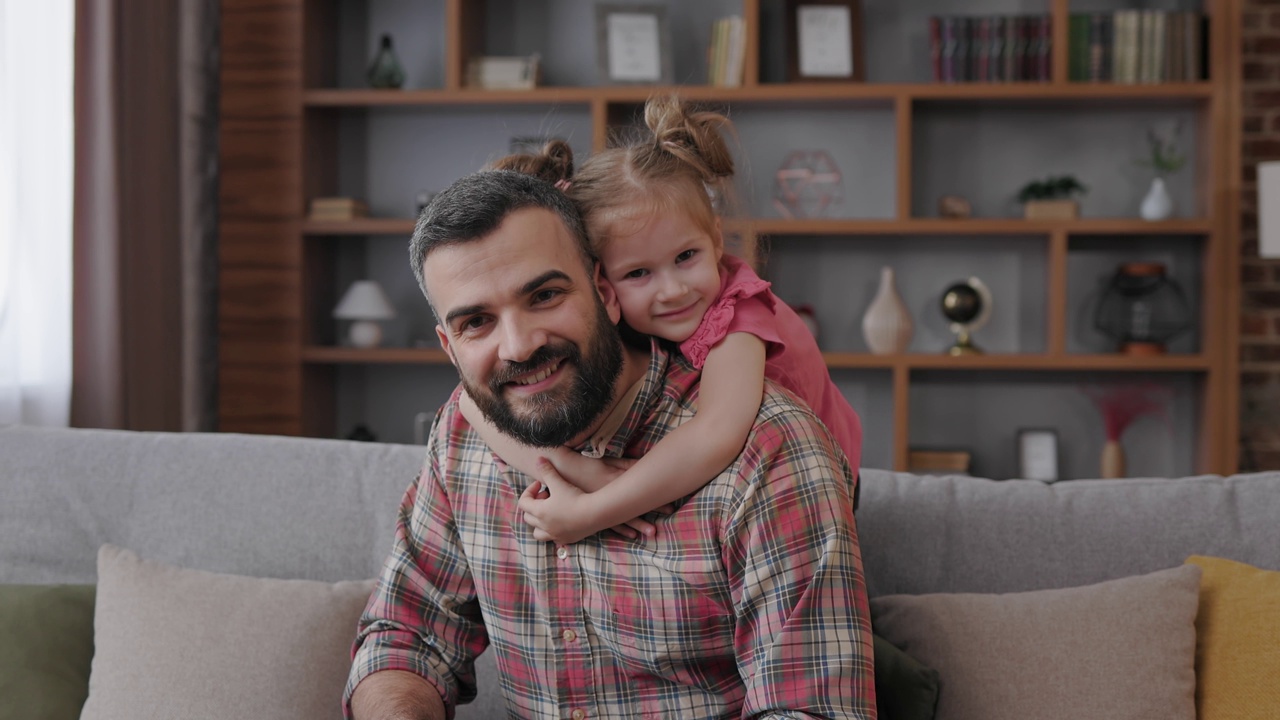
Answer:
350, 670, 446, 720
724, 403, 876, 719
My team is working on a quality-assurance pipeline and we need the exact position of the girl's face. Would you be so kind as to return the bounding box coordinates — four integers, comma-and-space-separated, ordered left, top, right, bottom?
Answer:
598, 208, 724, 343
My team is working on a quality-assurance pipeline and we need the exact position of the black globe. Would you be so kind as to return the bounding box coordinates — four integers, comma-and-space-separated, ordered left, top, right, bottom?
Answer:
941, 283, 983, 324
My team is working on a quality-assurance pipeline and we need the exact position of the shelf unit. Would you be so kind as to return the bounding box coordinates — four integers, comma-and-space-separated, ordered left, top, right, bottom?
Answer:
218, 0, 1241, 477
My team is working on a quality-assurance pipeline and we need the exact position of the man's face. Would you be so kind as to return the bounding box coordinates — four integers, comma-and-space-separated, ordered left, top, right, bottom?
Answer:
426, 208, 624, 447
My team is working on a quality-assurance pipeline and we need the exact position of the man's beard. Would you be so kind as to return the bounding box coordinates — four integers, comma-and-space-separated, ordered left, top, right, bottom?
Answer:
461, 301, 623, 447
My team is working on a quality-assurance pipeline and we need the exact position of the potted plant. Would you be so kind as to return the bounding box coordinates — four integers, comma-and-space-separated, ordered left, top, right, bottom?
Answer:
1016, 175, 1087, 220
1136, 121, 1186, 221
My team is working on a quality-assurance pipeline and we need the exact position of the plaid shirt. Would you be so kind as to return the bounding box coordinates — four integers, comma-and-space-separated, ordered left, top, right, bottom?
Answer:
345, 343, 875, 719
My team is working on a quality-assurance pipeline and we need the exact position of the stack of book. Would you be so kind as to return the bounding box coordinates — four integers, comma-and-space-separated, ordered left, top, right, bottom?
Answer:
907, 449, 972, 476
1067, 11, 1206, 84
707, 15, 746, 88
308, 197, 368, 221
929, 15, 1053, 83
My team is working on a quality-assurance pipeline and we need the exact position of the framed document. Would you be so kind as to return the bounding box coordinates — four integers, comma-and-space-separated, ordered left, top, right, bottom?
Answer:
786, 0, 865, 82
596, 4, 672, 85
1017, 428, 1060, 482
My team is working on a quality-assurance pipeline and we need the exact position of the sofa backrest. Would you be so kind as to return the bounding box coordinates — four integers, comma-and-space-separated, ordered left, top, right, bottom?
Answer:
856, 468, 1280, 598
1, 426, 425, 585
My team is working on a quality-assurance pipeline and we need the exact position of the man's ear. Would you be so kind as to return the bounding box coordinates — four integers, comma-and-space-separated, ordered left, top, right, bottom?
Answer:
594, 263, 622, 325
435, 325, 458, 367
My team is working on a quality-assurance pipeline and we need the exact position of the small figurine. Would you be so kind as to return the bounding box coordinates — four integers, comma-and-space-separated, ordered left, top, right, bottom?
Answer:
938, 194, 972, 219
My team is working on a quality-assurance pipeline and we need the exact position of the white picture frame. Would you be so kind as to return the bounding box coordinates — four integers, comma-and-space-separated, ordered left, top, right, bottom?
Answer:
1017, 428, 1060, 482
596, 4, 672, 85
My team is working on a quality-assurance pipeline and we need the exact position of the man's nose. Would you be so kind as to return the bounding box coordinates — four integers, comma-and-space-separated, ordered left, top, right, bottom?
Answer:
497, 320, 549, 364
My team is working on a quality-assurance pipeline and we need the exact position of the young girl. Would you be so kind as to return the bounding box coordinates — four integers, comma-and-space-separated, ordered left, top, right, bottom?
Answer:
461, 95, 862, 544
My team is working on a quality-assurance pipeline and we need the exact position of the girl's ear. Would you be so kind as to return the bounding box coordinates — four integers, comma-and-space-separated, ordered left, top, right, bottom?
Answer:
594, 263, 623, 325
713, 217, 725, 262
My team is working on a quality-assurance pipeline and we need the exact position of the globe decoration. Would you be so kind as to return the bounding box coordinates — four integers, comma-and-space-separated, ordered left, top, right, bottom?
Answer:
940, 277, 992, 355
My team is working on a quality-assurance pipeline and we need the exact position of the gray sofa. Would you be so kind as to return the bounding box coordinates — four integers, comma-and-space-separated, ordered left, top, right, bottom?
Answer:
3, 425, 1278, 719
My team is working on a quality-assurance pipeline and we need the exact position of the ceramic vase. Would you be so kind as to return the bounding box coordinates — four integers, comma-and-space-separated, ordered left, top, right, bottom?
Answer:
862, 267, 914, 354
1139, 177, 1173, 221
1100, 439, 1126, 479
367, 34, 406, 89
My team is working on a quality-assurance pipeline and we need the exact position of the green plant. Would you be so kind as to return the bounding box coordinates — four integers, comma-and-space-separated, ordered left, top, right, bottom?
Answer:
1138, 121, 1186, 177
1016, 175, 1088, 203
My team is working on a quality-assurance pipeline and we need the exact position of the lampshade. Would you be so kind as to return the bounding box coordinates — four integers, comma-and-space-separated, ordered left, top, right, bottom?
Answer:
1259, 161, 1280, 259
333, 280, 395, 320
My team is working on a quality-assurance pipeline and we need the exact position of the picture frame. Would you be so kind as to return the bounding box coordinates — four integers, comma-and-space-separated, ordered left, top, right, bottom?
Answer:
785, 0, 865, 82
1017, 428, 1060, 482
596, 4, 673, 85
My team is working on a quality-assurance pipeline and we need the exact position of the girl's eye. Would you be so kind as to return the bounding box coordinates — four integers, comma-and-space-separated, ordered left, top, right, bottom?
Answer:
623, 268, 648, 280
675, 249, 697, 263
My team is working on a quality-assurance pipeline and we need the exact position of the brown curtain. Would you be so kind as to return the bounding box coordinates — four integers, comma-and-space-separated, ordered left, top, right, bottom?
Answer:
71, 0, 219, 431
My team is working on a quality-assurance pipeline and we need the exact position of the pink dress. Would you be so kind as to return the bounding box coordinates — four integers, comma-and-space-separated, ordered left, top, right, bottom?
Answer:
680, 255, 864, 475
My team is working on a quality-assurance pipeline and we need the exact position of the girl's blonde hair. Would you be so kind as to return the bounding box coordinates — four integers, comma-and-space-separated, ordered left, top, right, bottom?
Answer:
491, 96, 744, 258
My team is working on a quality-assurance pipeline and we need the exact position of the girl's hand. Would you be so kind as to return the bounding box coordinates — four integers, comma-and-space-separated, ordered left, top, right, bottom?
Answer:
519, 458, 670, 544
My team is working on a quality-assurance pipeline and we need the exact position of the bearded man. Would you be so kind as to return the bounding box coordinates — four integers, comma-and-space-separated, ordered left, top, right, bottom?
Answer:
344, 169, 874, 720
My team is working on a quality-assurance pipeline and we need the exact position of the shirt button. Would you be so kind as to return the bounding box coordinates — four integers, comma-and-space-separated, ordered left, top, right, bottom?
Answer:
571, 710, 586, 720
556, 546, 569, 560
562, 629, 577, 643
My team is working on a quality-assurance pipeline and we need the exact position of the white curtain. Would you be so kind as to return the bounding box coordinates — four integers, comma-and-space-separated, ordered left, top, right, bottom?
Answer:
0, 1, 74, 427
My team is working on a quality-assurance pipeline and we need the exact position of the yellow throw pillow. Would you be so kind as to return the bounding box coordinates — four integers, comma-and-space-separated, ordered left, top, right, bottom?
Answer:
1185, 555, 1280, 719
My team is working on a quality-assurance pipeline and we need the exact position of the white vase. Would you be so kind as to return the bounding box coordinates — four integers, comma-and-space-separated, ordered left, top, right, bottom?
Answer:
1139, 177, 1174, 221
862, 267, 914, 355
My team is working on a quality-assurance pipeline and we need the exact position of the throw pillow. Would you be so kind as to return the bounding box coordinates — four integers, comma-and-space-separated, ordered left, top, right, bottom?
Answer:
869, 564, 1201, 720
80, 544, 375, 720
873, 632, 940, 720
0, 584, 96, 720
1185, 555, 1280, 719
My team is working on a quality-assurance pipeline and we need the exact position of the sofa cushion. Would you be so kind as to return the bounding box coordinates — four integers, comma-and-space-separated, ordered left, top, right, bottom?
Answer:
872, 633, 939, 720
80, 544, 374, 720
1185, 555, 1280, 718
0, 583, 96, 720
869, 564, 1201, 720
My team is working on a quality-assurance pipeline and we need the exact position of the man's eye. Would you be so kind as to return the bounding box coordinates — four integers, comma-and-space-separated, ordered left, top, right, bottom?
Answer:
459, 316, 488, 333
676, 249, 697, 263
532, 288, 562, 304
623, 268, 648, 280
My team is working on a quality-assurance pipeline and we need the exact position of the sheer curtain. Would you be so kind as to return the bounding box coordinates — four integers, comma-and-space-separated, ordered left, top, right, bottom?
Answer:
0, 1, 74, 427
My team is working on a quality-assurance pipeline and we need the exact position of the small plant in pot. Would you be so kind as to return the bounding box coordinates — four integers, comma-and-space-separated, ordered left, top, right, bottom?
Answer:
1016, 175, 1087, 220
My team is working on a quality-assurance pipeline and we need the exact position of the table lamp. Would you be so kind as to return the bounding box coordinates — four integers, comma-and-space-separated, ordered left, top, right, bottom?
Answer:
333, 280, 395, 348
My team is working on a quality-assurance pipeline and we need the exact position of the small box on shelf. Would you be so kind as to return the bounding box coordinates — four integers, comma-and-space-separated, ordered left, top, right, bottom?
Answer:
908, 448, 972, 476
308, 197, 368, 222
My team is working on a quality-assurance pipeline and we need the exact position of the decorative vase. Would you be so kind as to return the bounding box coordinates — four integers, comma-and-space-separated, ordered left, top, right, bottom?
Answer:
1139, 177, 1173, 221
1100, 439, 1125, 478
862, 267, 914, 354
367, 34, 406, 89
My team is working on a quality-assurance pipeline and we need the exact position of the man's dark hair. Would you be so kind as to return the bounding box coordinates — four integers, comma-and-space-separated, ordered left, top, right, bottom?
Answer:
409, 170, 595, 319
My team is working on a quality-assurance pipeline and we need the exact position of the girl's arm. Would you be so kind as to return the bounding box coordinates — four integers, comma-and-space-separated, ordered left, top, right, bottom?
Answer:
457, 391, 654, 539
519, 332, 766, 544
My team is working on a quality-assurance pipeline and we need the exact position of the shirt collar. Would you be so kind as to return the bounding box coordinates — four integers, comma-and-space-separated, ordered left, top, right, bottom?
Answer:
578, 339, 670, 459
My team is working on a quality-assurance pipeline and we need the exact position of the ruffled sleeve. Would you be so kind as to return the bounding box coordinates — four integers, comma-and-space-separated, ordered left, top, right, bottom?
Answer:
680, 257, 779, 369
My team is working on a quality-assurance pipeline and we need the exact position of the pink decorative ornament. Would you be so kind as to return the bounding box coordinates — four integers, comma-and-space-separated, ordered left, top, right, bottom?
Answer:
773, 150, 844, 219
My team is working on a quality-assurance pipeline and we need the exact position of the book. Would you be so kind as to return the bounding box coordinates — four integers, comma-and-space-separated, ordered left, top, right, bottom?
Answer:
308, 197, 368, 221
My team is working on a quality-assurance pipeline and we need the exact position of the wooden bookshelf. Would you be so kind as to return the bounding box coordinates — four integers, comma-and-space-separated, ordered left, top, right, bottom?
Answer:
219, 0, 1241, 477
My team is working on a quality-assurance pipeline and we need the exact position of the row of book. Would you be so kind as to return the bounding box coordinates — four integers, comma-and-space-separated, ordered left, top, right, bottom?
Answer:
929, 15, 1054, 84
707, 15, 746, 88
1068, 11, 1206, 84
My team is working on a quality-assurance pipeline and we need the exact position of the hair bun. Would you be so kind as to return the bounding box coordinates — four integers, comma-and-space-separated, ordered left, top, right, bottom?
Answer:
489, 139, 575, 187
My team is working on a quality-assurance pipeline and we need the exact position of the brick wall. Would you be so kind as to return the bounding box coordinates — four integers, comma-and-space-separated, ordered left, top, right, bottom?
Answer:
1240, 2, 1280, 471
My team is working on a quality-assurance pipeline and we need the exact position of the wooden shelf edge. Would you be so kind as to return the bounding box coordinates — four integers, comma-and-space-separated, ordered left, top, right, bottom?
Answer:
305, 217, 1213, 237
302, 82, 1215, 108
303, 347, 450, 364
823, 352, 1211, 371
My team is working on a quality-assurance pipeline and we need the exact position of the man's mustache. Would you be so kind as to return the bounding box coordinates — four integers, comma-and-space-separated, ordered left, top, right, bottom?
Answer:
488, 344, 576, 392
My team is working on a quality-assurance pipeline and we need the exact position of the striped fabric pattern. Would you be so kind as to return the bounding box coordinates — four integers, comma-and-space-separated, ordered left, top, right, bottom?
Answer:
346, 343, 875, 719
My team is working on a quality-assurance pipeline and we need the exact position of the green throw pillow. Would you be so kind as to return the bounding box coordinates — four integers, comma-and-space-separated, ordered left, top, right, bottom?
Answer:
874, 632, 940, 720
0, 584, 96, 720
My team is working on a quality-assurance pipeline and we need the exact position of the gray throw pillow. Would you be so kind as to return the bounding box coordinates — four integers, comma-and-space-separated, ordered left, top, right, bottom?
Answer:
869, 564, 1201, 720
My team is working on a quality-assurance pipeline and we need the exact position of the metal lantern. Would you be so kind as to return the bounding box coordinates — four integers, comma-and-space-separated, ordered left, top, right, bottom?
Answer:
1093, 262, 1191, 355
